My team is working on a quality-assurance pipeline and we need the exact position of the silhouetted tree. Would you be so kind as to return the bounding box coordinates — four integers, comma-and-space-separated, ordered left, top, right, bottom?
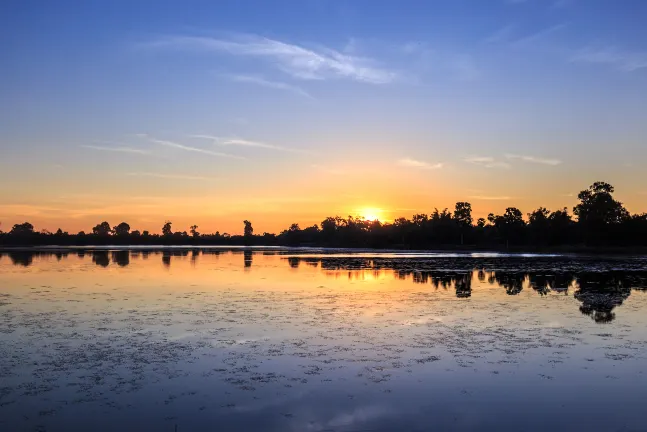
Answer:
574, 182, 629, 245
489, 208, 525, 248
113, 222, 131, 236
528, 207, 550, 245
190, 225, 199, 238
162, 221, 173, 236
92, 221, 111, 236
11, 222, 34, 235
243, 220, 253, 242
454, 202, 473, 245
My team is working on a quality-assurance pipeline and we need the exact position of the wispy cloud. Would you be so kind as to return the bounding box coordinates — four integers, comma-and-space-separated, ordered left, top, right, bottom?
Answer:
81, 144, 150, 155
505, 154, 562, 166
140, 134, 245, 159
190, 134, 311, 154
468, 195, 512, 200
126, 172, 216, 181
398, 158, 443, 170
511, 24, 567, 47
484, 24, 517, 44
571, 47, 647, 72
465, 156, 511, 169
225, 74, 314, 99
143, 34, 397, 84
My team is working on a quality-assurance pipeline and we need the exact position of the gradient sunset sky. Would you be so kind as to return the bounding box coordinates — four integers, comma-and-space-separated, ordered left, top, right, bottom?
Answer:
1, 0, 646, 235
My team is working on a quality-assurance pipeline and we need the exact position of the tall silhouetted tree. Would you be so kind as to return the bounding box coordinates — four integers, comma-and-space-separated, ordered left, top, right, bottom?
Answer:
190, 225, 199, 238
489, 208, 525, 248
454, 202, 473, 245
528, 207, 550, 245
243, 220, 253, 245
574, 182, 629, 245
162, 221, 173, 236
243, 220, 253, 237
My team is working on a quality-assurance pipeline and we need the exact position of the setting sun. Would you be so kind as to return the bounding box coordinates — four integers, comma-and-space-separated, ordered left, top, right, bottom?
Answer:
359, 207, 383, 222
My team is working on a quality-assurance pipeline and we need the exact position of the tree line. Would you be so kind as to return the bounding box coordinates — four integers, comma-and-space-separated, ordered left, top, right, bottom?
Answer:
1, 182, 646, 249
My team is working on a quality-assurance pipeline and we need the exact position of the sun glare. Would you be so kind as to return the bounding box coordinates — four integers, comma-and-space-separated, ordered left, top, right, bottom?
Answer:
359, 208, 383, 222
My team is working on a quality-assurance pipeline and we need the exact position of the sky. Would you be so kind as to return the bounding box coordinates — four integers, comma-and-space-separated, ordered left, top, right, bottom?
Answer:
1, 0, 647, 235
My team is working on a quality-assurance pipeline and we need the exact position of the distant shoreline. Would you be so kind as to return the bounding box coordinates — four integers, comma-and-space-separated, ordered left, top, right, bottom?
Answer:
2, 244, 647, 256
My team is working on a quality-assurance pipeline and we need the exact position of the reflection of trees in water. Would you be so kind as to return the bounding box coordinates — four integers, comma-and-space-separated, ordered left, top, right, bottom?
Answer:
490, 272, 525, 295
5, 250, 647, 323
477, 270, 487, 282
159, 249, 189, 268
574, 272, 634, 323
455, 272, 473, 298
527, 273, 576, 296
9, 251, 34, 267
55, 252, 67, 261
111, 251, 130, 267
92, 251, 110, 267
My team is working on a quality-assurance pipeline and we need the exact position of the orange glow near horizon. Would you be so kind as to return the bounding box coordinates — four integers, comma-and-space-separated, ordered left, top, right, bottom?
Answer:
1, 168, 646, 235
357, 207, 384, 222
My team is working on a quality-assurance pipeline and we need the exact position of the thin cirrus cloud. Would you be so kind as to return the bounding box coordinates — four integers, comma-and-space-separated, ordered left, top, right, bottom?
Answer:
398, 158, 444, 170
466, 154, 561, 168
505, 154, 562, 166
81, 144, 151, 155
571, 47, 647, 72
126, 172, 216, 181
138, 134, 245, 160
143, 34, 398, 84
485, 23, 566, 47
190, 134, 312, 154
510, 24, 567, 47
465, 156, 511, 169
225, 74, 314, 99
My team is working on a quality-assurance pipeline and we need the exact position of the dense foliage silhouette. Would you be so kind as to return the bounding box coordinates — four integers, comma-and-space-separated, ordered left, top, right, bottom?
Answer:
1, 182, 646, 249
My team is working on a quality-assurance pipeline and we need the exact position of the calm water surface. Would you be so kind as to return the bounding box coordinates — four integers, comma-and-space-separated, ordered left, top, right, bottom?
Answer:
1, 248, 647, 431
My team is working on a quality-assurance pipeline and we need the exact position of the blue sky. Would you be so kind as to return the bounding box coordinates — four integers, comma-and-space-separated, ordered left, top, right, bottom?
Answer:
1, 0, 646, 233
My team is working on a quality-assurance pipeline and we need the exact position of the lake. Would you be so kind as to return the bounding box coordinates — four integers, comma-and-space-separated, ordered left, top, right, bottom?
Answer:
1, 248, 647, 431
